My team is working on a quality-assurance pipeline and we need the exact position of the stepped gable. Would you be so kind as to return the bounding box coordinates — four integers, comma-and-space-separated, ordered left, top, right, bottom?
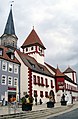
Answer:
21, 29, 46, 49
63, 66, 76, 73
0, 45, 20, 64
16, 50, 54, 77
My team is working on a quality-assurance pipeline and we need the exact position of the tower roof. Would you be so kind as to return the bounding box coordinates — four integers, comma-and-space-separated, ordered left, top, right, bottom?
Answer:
4, 6, 16, 35
55, 66, 65, 77
63, 66, 76, 73
21, 29, 46, 49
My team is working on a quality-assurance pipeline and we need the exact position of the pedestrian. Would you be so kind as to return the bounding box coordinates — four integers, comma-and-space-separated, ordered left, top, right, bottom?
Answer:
61, 94, 65, 101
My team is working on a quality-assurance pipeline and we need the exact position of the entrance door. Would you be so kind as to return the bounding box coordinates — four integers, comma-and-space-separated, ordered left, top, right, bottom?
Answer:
49, 90, 55, 102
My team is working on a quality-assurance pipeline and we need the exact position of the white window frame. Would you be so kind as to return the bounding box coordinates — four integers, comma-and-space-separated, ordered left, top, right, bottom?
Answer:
0, 49, 3, 56
14, 77, 18, 86
14, 65, 18, 74
1, 75, 7, 85
2, 61, 7, 71
8, 76, 12, 86
8, 63, 13, 73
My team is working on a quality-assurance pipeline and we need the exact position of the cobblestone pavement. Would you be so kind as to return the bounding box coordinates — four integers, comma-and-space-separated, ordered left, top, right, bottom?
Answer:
0, 101, 78, 116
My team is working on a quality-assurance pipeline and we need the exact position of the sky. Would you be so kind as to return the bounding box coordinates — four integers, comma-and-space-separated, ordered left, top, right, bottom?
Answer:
0, 0, 78, 75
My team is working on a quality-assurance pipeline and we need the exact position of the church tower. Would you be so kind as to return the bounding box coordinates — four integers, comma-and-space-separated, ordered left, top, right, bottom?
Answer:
21, 28, 46, 64
0, 4, 18, 49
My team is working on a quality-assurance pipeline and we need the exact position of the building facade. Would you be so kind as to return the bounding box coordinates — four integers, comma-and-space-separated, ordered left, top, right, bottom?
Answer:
0, 6, 20, 103
0, 46, 20, 103
15, 28, 78, 104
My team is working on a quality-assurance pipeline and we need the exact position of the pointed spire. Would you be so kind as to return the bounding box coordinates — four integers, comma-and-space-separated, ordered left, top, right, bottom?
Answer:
4, 4, 15, 35
57, 64, 59, 69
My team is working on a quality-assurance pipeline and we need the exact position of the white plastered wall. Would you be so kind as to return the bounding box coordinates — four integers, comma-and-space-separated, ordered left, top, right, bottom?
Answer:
32, 72, 55, 104
15, 51, 28, 98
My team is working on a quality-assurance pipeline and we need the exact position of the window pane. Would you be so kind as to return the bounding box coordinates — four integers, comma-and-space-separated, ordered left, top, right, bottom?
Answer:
8, 77, 12, 86
8, 63, 13, 72
14, 78, 18, 86
14, 65, 18, 74
2, 61, 7, 71
1, 75, 6, 85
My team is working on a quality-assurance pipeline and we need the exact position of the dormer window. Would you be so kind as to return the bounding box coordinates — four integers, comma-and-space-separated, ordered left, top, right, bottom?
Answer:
41, 67, 44, 71
32, 64, 35, 68
11, 54, 14, 60
0, 48, 3, 56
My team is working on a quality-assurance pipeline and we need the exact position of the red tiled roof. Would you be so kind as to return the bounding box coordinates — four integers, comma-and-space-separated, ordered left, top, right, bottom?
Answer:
16, 50, 54, 77
45, 62, 56, 73
63, 67, 76, 73
0, 45, 20, 64
21, 29, 46, 49
55, 67, 65, 77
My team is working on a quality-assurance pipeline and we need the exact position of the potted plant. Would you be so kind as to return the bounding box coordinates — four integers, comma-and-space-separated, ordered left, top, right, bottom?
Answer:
47, 96, 55, 108
21, 93, 34, 111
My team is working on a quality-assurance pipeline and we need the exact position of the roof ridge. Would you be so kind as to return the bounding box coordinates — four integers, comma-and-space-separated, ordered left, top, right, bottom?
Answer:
4, 6, 16, 35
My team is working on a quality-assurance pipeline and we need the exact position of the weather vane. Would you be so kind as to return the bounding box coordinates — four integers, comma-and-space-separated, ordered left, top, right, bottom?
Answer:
10, 0, 14, 7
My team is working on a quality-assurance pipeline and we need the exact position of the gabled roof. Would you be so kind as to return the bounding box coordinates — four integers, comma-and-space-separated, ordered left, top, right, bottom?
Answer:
0, 45, 20, 64
63, 66, 76, 73
55, 66, 65, 77
3, 6, 16, 36
65, 75, 77, 85
21, 29, 46, 49
16, 50, 54, 77
45, 63, 64, 77
45, 62, 56, 73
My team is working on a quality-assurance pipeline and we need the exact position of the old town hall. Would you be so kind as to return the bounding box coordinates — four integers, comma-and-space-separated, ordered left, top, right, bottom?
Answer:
0, 5, 78, 105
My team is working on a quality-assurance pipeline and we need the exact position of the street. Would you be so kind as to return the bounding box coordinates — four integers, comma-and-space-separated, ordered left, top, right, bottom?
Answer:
48, 108, 78, 119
